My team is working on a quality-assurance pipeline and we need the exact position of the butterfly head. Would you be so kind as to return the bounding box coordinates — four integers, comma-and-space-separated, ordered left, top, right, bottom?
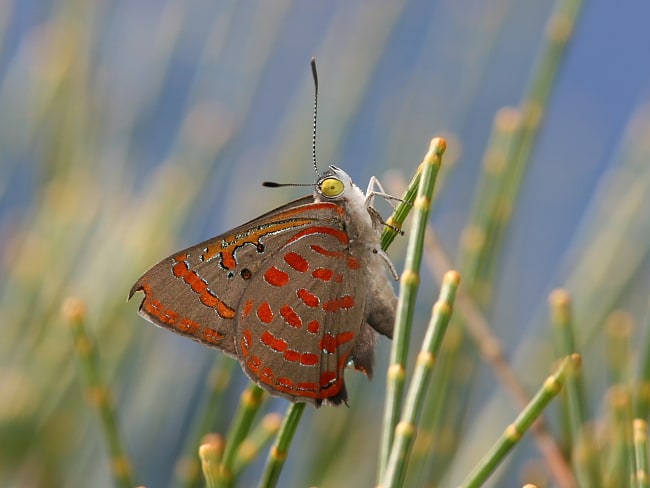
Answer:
315, 165, 359, 202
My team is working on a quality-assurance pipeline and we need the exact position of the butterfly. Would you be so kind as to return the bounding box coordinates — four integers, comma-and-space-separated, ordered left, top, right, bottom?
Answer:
129, 167, 398, 406
129, 60, 398, 406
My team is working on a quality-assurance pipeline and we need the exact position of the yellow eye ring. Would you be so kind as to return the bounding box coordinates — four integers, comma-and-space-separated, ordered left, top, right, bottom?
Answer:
319, 177, 344, 197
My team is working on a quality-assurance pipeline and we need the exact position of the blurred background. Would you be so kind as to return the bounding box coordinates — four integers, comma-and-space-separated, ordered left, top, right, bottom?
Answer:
1, 1, 650, 487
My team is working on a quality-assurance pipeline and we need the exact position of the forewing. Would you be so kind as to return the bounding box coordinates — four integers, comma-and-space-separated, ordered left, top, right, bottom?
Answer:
128, 196, 331, 356
235, 217, 368, 406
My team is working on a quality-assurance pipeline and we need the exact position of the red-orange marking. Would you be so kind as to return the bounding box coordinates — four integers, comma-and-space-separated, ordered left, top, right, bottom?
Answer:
143, 290, 181, 325
337, 352, 353, 371
279, 201, 338, 215
274, 339, 288, 352
200, 290, 218, 307
240, 329, 252, 357
334, 273, 344, 284
215, 299, 236, 319
190, 276, 208, 294
144, 297, 159, 315
320, 334, 337, 353
288, 226, 349, 245
284, 349, 300, 362
200, 289, 236, 321
260, 367, 274, 385
301, 353, 319, 366
201, 245, 223, 263
284, 251, 309, 272
322, 298, 339, 312
340, 295, 354, 309
221, 252, 236, 270
147, 297, 164, 321
277, 377, 294, 388
172, 260, 188, 278
307, 320, 320, 333
261, 330, 288, 352
324, 385, 343, 397
202, 327, 224, 344
257, 302, 273, 324
264, 266, 290, 287
320, 371, 337, 387
320, 368, 345, 397
242, 299, 253, 318
336, 330, 355, 345
261, 330, 274, 346
297, 288, 319, 308
163, 309, 178, 324
310, 244, 345, 258
184, 271, 202, 291
247, 355, 261, 374
323, 295, 355, 312
176, 317, 200, 335
296, 382, 320, 397
276, 377, 294, 394
312, 268, 334, 281
141, 284, 158, 313
347, 257, 361, 269
280, 304, 302, 328
174, 260, 235, 319
319, 331, 355, 353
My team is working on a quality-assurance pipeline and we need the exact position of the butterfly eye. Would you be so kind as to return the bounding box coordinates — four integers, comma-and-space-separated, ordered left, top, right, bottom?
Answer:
320, 177, 344, 197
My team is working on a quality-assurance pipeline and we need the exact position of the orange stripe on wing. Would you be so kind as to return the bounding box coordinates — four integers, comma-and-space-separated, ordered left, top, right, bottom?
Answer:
288, 226, 348, 245
200, 211, 325, 267
170, 256, 236, 319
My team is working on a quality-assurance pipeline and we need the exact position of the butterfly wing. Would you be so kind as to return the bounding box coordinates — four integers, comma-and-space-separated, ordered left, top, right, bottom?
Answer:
129, 195, 326, 357
235, 209, 369, 406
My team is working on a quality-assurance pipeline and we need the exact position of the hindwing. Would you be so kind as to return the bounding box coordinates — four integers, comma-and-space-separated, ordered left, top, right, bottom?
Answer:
235, 216, 368, 406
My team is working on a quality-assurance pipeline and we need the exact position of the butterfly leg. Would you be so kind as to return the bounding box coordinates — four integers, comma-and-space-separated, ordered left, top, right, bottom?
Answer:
365, 177, 407, 235
364, 176, 404, 209
372, 248, 399, 280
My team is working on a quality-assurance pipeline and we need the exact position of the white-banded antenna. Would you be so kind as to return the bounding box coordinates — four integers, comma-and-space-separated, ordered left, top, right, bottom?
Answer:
310, 58, 320, 177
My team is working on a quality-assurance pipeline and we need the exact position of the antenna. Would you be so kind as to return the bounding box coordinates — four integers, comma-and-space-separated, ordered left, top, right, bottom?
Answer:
262, 59, 322, 189
311, 58, 320, 177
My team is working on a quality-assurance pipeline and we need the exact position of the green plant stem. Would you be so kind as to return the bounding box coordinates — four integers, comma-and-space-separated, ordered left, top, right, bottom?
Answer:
232, 413, 282, 476
381, 167, 422, 251
419, 230, 575, 485
258, 402, 305, 488
606, 311, 633, 385
378, 137, 446, 480
199, 434, 224, 488
216, 383, 266, 487
474, 0, 585, 286
459, 354, 581, 488
548, 289, 600, 487
381, 270, 460, 488
605, 385, 635, 488
602, 313, 635, 487
458, 106, 521, 304
635, 300, 650, 419
180, 357, 236, 488
633, 419, 649, 488
422, 3, 586, 486
64, 297, 136, 488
